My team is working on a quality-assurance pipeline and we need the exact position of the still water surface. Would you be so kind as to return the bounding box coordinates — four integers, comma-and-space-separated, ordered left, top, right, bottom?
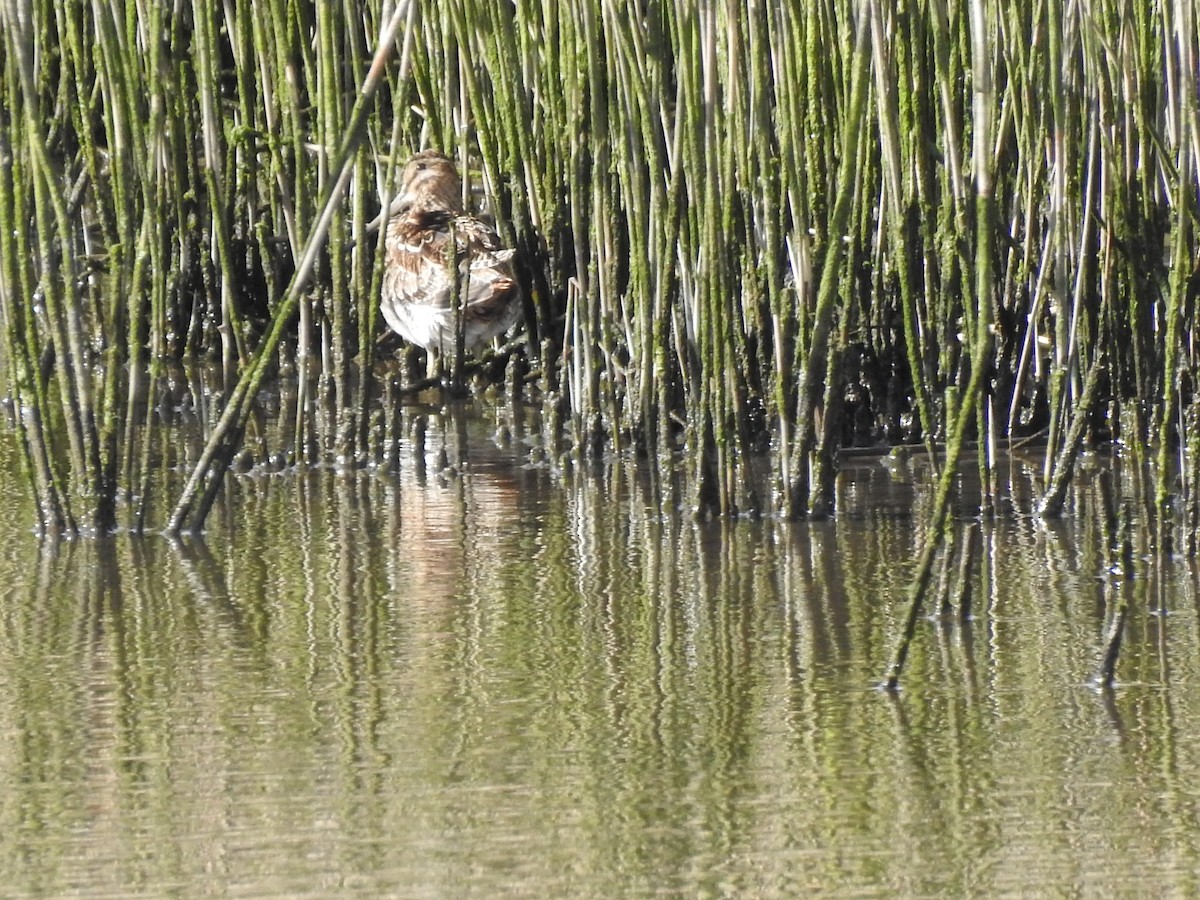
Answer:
1, 401, 1199, 897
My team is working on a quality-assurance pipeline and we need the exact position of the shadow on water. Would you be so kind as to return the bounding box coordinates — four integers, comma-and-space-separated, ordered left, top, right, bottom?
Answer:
1, 403, 1200, 896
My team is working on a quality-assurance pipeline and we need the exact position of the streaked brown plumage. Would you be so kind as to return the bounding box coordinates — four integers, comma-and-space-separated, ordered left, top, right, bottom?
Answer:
381, 151, 522, 353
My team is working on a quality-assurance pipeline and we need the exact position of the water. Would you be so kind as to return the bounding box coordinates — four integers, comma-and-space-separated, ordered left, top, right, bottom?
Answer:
1, 403, 1199, 897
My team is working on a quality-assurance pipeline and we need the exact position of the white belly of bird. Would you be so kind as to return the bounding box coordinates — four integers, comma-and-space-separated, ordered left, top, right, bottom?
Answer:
380, 292, 518, 353
380, 302, 450, 353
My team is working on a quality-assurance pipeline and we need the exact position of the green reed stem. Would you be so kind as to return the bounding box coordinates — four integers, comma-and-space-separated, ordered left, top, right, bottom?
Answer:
884, 0, 997, 689
784, 4, 871, 519
168, 1, 415, 534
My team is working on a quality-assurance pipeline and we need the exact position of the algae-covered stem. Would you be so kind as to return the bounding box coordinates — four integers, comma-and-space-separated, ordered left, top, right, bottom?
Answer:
1, 2, 109, 533
193, 0, 249, 375
783, 3, 871, 520
1097, 505, 1134, 689
869, 0, 935, 445
168, 0, 414, 534
884, 0, 996, 690
0, 128, 66, 532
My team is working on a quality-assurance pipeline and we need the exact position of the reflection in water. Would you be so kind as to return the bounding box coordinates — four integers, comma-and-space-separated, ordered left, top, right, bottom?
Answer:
0, 417, 1198, 896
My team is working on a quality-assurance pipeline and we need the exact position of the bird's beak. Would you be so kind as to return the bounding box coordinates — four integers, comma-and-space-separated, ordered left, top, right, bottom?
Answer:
363, 193, 410, 235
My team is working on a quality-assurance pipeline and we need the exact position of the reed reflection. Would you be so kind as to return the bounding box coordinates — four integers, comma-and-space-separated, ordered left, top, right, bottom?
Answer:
0, 424, 1199, 895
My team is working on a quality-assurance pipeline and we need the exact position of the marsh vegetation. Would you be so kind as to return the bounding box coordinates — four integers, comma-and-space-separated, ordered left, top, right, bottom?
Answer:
0, 0, 1196, 557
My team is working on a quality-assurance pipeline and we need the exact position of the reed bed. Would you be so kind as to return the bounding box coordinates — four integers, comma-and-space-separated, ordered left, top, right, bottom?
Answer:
0, 0, 1197, 544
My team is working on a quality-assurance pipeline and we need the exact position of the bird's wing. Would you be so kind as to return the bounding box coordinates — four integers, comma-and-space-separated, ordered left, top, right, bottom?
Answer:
452, 215, 505, 254
385, 211, 521, 318
384, 218, 455, 310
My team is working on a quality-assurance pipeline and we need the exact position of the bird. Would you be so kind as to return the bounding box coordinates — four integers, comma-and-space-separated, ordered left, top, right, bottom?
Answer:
381, 150, 523, 356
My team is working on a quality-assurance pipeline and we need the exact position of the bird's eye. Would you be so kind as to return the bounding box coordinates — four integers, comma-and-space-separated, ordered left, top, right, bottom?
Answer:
415, 162, 427, 171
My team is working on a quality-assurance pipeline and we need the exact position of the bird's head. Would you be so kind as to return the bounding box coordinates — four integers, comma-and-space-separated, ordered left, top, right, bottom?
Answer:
398, 150, 463, 213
